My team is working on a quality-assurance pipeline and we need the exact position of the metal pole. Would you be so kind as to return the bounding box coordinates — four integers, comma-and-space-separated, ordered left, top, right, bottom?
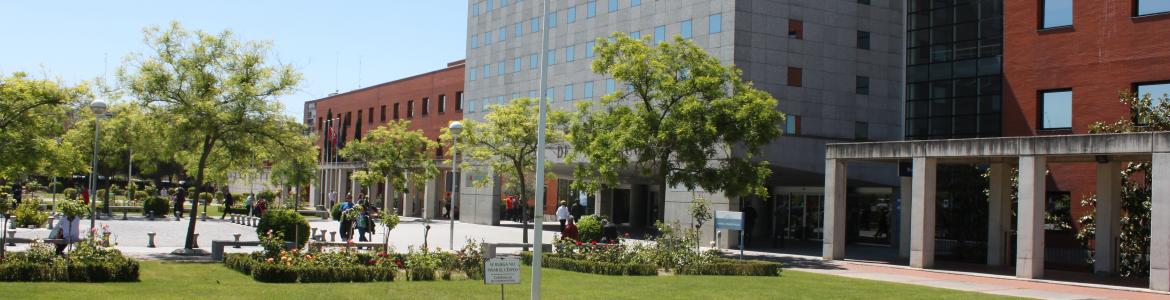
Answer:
89, 115, 100, 235
450, 134, 458, 250
531, 0, 551, 298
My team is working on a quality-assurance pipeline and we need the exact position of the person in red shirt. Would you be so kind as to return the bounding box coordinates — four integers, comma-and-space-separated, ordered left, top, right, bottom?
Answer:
562, 216, 579, 241
80, 187, 90, 205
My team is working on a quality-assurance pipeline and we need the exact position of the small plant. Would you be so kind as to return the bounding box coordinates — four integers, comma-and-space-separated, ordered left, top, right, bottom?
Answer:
577, 215, 604, 242
142, 196, 170, 218
63, 188, 78, 200
133, 191, 149, 203
13, 200, 48, 227
256, 209, 310, 246
57, 200, 89, 219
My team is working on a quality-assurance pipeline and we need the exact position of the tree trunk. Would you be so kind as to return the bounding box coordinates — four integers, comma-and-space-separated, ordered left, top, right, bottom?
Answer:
516, 160, 530, 244
184, 135, 215, 250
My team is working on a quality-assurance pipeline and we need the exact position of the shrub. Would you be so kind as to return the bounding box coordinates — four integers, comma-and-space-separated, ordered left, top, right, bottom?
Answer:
257, 209, 311, 246
0, 199, 11, 215
96, 189, 107, 201
13, 200, 48, 227
57, 200, 89, 219
133, 191, 149, 202
331, 203, 342, 220
214, 191, 224, 204
63, 188, 78, 200
674, 258, 782, 276
198, 192, 212, 204
577, 215, 603, 242
224, 253, 394, 283
143, 185, 157, 197
258, 190, 276, 201
142, 196, 170, 218
520, 252, 657, 276
0, 241, 139, 282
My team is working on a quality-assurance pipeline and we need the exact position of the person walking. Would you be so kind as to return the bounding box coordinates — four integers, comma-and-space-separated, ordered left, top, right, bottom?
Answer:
173, 185, 187, 221
244, 193, 255, 216
562, 216, 579, 241
11, 181, 22, 205
220, 186, 234, 219
339, 196, 355, 241
356, 202, 370, 242
255, 197, 268, 217
556, 201, 570, 233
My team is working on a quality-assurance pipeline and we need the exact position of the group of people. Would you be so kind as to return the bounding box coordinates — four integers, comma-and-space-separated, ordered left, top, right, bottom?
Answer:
161, 184, 268, 221
555, 200, 620, 243
338, 193, 379, 242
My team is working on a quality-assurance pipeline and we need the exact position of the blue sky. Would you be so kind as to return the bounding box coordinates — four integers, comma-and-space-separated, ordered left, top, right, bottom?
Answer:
0, 0, 468, 117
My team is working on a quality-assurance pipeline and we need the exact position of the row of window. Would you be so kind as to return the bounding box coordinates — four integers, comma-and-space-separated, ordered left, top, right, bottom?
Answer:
1040, 0, 1170, 29
466, 79, 620, 113
785, 67, 872, 95
316, 92, 465, 133
1039, 82, 1170, 130
471, 12, 721, 50
472, 0, 640, 18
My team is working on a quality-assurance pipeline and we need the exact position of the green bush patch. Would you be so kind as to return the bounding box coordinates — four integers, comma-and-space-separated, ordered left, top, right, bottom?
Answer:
0, 242, 140, 282
224, 253, 394, 283
520, 252, 658, 276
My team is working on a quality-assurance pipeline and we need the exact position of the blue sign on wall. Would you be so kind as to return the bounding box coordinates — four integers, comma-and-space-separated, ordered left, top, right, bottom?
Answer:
714, 210, 743, 230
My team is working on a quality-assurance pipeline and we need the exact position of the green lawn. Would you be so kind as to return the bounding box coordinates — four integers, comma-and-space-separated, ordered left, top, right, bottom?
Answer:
0, 261, 1016, 300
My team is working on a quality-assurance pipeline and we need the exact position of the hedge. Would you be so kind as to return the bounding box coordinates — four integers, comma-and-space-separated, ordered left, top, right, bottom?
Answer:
0, 259, 139, 282
675, 258, 782, 276
520, 252, 658, 276
224, 253, 394, 283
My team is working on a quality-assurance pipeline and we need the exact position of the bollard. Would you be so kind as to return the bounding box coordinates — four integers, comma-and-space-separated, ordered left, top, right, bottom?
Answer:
318, 229, 327, 241
310, 228, 317, 240
5, 229, 15, 246
251, 217, 258, 227
192, 233, 200, 249
329, 231, 337, 242
48, 216, 55, 230
233, 233, 242, 248
147, 232, 156, 248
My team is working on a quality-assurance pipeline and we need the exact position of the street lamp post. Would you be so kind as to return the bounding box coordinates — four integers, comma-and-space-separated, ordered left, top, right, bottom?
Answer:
532, 0, 552, 298
89, 99, 107, 236
448, 121, 462, 250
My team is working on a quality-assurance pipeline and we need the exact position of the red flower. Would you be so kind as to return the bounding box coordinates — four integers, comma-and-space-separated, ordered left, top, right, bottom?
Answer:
575, 241, 582, 246
590, 241, 597, 245
623, 232, 630, 238
367, 259, 376, 265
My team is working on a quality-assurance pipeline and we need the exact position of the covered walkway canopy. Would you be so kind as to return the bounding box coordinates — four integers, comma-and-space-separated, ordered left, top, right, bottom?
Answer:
822, 132, 1170, 291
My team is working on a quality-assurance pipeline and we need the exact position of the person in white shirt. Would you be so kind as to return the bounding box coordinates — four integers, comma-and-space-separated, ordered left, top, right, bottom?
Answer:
556, 201, 570, 233
52, 214, 81, 254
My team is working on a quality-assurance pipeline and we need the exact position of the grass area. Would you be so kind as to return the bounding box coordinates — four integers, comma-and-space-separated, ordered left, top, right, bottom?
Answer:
0, 261, 1017, 300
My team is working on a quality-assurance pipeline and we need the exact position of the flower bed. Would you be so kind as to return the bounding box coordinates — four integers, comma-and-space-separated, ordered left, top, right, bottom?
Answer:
0, 241, 139, 282
223, 232, 486, 283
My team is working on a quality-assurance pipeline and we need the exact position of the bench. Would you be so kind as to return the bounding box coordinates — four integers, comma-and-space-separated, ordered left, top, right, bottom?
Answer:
483, 242, 552, 258
211, 240, 262, 261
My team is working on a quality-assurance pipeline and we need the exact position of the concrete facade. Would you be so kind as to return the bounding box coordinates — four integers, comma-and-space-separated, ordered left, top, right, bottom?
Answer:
464, 0, 905, 246
822, 132, 1170, 291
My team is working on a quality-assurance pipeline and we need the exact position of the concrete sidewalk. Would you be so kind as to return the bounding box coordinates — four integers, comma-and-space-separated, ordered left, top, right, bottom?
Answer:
726, 249, 1170, 300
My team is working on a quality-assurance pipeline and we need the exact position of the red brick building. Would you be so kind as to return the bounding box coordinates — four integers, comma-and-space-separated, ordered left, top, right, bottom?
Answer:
1002, 0, 1170, 224
304, 60, 465, 217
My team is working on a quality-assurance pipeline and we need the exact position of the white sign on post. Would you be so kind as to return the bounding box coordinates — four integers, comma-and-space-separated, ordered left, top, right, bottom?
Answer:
484, 256, 522, 285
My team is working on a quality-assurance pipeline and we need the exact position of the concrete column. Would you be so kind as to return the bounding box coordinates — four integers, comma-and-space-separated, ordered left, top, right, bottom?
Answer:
425, 177, 441, 219
309, 172, 318, 208
1017, 155, 1047, 279
987, 163, 1012, 266
1150, 153, 1170, 291
350, 171, 359, 199
594, 189, 604, 215
423, 176, 436, 220
910, 157, 937, 269
1095, 161, 1121, 275
823, 159, 847, 260
899, 176, 912, 259
336, 170, 345, 203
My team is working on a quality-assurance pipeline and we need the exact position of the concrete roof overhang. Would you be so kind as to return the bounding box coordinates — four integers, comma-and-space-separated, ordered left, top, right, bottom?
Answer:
826, 132, 1170, 164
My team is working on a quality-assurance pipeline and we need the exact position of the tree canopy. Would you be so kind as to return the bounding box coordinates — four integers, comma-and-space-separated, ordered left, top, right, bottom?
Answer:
569, 33, 785, 199
119, 22, 305, 250
340, 120, 438, 201
442, 98, 569, 204
0, 72, 90, 180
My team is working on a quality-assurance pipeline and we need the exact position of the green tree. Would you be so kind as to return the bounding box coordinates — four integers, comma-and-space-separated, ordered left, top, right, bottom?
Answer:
0, 72, 90, 180
268, 135, 318, 209
441, 98, 569, 214
1075, 90, 1169, 277
340, 120, 439, 212
120, 22, 303, 250
569, 33, 785, 214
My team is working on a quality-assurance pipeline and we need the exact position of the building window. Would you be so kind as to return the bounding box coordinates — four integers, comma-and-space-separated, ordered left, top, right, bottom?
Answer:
498, 27, 506, 42
407, 100, 415, 118
368, 107, 374, 123
483, 64, 491, 79
567, 6, 577, 23
654, 25, 666, 43
456, 92, 464, 111
566, 45, 576, 62
584, 81, 594, 99
785, 115, 801, 135
547, 50, 556, 65
606, 78, 616, 93
1136, 0, 1170, 16
788, 20, 802, 39
854, 121, 869, 141
472, 3, 480, 16
513, 58, 521, 73
586, 41, 596, 58
680, 19, 693, 39
530, 53, 539, 69
632, 0, 640, 6
787, 67, 802, 87
496, 96, 505, 108
486, 0, 493, 11
422, 98, 431, 116
630, 31, 640, 40
1039, 89, 1073, 129
514, 22, 523, 38
856, 76, 870, 95
1046, 191, 1072, 227
565, 84, 575, 101
548, 12, 557, 28
709, 13, 722, 33
545, 87, 555, 102
470, 36, 478, 49
468, 99, 478, 113
1135, 81, 1170, 124
531, 17, 539, 33
469, 67, 477, 81
587, 1, 597, 18
484, 32, 491, 45
498, 61, 505, 75
439, 95, 447, 113
393, 103, 400, 120
857, 31, 870, 50
380, 105, 386, 122
608, 0, 618, 13
1040, 0, 1073, 29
